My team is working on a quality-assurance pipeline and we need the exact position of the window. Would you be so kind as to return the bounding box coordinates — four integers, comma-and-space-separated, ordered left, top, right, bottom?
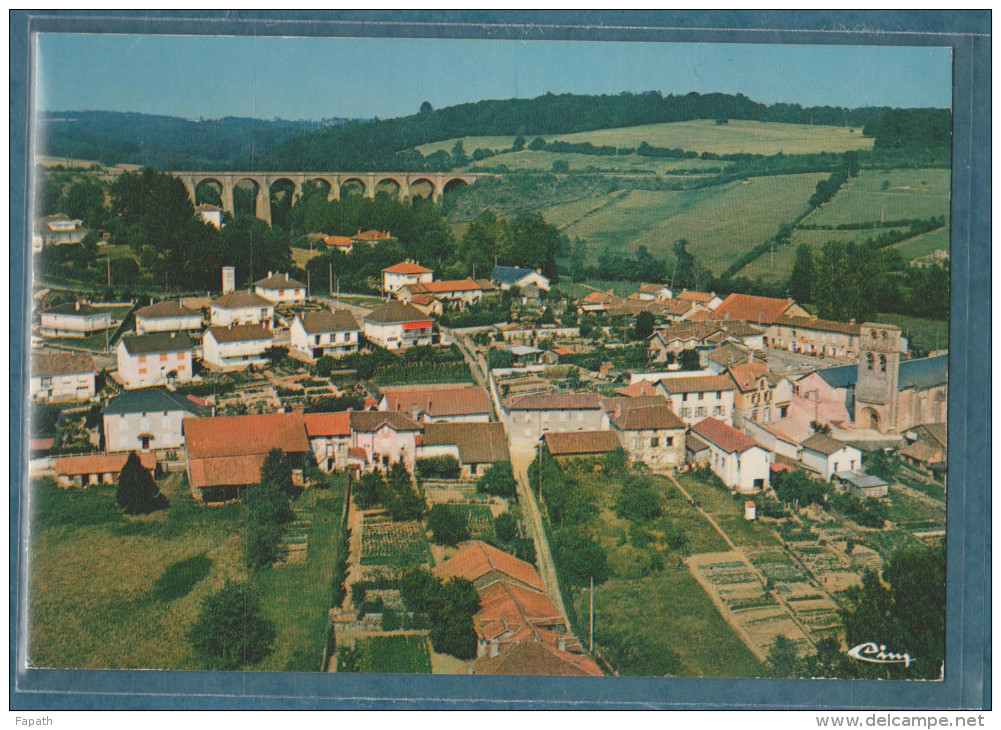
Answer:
713, 406, 723, 416
650, 437, 659, 448
634, 437, 642, 449
695, 406, 706, 417
698, 392, 704, 401
879, 354, 887, 373
139, 367, 147, 375
681, 393, 688, 402
716, 391, 721, 398
665, 437, 673, 446
138, 355, 147, 363
866, 353, 875, 371
160, 353, 168, 362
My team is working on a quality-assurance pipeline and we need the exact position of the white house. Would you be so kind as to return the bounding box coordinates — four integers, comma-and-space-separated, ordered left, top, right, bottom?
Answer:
397, 279, 489, 309
490, 265, 551, 292
196, 204, 224, 229
30, 351, 96, 403
799, 433, 863, 481
655, 374, 736, 426
303, 411, 352, 472
254, 272, 307, 304
741, 420, 801, 460
363, 301, 434, 350
34, 214, 87, 249
689, 417, 771, 494
378, 384, 492, 423
135, 300, 203, 335
290, 309, 360, 360
202, 324, 273, 371
382, 261, 434, 294
38, 301, 112, 338
103, 387, 206, 452
503, 393, 607, 443
210, 290, 274, 328
116, 333, 194, 389
633, 283, 673, 301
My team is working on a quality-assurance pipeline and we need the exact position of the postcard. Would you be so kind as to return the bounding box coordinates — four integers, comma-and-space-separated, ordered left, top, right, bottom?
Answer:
10, 10, 990, 711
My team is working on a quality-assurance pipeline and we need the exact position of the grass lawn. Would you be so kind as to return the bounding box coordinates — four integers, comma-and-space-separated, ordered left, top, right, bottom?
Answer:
27, 472, 347, 672
254, 478, 347, 672
876, 313, 949, 354
887, 487, 946, 530
805, 169, 951, 227
675, 473, 781, 550
743, 228, 861, 282
891, 226, 951, 261
355, 634, 432, 674
45, 332, 113, 352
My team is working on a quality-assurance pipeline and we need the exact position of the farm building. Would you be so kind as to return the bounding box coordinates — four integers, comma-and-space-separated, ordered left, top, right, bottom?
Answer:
378, 383, 492, 423
417, 421, 510, 477
183, 412, 311, 502
54, 451, 158, 488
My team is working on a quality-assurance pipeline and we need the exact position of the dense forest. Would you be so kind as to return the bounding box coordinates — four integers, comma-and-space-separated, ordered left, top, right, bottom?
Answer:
241, 92, 941, 171
37, 111, 342, 169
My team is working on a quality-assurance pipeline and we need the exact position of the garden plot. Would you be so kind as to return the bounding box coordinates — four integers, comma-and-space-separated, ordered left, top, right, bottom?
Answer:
688, 552, 812, 662
359, 517, 434, 570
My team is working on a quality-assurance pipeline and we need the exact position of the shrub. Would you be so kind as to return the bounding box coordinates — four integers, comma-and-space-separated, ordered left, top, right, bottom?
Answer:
552, 526, 610, 586
415, 455, 461, 480
477, 461, 517, 497
426, 504, 471, 546
615, 476, 661, 523
314, 355, 336, 377
188, 581, 276, 670
494, 512, 518, 542
116, 451, 168, 515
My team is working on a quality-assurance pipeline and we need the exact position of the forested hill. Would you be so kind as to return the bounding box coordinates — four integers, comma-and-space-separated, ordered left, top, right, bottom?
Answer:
238, 91, 925, 172
37, 111, 347, 170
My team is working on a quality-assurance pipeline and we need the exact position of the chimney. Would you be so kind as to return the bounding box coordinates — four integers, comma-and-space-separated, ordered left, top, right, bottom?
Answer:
411, 404, 420, 422
285, 272, 289, 281
558, 637, 567, 652
75, 301, 81, 311
490, 640, 500, 658
268, 271, 273, 278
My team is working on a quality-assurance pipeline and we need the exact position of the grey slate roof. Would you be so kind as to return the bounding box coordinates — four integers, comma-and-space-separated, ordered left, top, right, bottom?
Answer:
814, 364, 858, 389
120, 332, 193, 355
490, 265, 540, 286
212, 291, 272, 309
42, 302, 108, 317
801, 432, 852, 456
255, 272, 305, 289
898, 354, 948, 390
104, 387, 206, 416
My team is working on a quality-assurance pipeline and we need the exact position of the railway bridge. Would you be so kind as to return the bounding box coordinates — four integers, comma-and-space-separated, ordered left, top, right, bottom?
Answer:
170, 170, 482, 224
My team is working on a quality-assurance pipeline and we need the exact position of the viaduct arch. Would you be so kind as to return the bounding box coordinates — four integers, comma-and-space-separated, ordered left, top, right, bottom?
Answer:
172, 171, 481, 224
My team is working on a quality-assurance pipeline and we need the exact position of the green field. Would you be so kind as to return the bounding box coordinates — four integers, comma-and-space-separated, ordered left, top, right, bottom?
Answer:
468, 150, 724, 175
876, 312, 949, 354
891, 226, 951, 261
742, 228, 861, 282
676, 473, 782, 550
419, 120, 873, 158
804, 169, 951, 227
560, 173, 825, 272
354, 634, 432, 674
27, 473, 346, 671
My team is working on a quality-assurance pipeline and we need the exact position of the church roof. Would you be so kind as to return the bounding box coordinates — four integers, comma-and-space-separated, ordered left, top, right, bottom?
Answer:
898, 354, 948, 390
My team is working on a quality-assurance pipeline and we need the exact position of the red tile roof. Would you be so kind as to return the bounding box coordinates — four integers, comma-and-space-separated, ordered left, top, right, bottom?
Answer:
417, 422, 510, 464
727, 362, 771, 392
355, 229, 393, 241
690, 418, 762, 454
55, 451, 157, 476
614, 379, 661, 398
775, 315, 861, 336
324, 235, 353, 247
711, 293, 797, 325
543, 430, 622, 456
380, 384, 491, 418
434, 541, 545, 592
657, 375, 735, 394
474, 581, 562, 642
609, 403, 685, 431
383, 261, 433, 275
303, 411, 351, 438
504, 393, 603, 411
470, 638, 603, 676
677, 290, 717, 303
407, 278, 483, 294
349, 410, 422, 433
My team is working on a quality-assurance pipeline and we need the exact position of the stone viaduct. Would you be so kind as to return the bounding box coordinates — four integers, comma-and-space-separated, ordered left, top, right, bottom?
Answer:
171, 171, 481, 224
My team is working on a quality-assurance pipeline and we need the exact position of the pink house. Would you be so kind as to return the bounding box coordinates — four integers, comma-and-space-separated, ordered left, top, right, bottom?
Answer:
348, 410, 422, 471
791, 364, 856, 427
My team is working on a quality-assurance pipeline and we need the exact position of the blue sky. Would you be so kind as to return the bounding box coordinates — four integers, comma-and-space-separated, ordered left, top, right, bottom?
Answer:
36, 34, 953, 120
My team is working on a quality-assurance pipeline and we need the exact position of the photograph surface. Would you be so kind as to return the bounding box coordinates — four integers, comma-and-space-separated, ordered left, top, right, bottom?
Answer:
23, 29, 953, 682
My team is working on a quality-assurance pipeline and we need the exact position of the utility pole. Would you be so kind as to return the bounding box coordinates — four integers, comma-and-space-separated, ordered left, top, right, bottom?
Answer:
329, 263, 333, 297
589, 576, 594, 653
106, 258, 111, 287
307, 269, 311, 300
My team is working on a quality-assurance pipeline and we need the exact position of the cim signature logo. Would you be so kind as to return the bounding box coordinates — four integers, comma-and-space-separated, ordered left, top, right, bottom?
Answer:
847, 642, 915, 668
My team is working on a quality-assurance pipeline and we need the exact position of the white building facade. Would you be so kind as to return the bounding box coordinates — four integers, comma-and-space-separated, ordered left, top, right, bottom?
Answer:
39, 302, 112, 338
289, 310, 360, 360
210, 291, 275, 328
30, 351, 96, 403
202, 325, 273, 371
254, 272, 307, 304
116, 333, 194, 389
135, 301, 203, 335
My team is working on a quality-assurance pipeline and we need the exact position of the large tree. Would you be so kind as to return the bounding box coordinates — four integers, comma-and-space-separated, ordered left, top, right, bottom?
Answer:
188, 581, 276, 670
788, 244, 815, 303
116, 451, 167, 515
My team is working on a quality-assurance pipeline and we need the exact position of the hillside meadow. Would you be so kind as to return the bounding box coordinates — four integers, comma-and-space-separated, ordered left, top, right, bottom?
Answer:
803, 168, 951, 227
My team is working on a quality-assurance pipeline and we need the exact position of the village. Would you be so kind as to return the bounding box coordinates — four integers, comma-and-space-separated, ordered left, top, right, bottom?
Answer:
28, 218, 949, 677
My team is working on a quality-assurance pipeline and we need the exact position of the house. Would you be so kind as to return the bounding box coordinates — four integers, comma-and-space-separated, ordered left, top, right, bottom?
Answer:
607, 399, 686, 471
655, 375, 735, 425
434, 540, 546, 592
323, 234, 355, 254
116, 333, 194, 389
378, 384, 492, 423
353, 229, 394, 243
103, 387, 206, 453
490, 265, 551, 292
767, 315, 861, 358
382, 261, 434, 293
183, 412, 311, 502
689, 417, 771, 494
834, 472, 889, 499
30, 350, 96, 403
543, 430, 622, 459
38, 301, 112, 338
289, 309, 360, 360
646, 322, 725, 363
710, 293, 809, 326
799, 433, 863, 480
348, 410, 423, 470
303, 411, 352, 472
677, 290, 724, 310
577, 290, 624, 314
650, 297, 710, 323
468, 634, 602, 676
471, 580, 567, 656
55, 451, 157, 488
503, 393, 607, 442
254, 271, 306, 304
196, 204, 224, 229
202, 324, 273, 371
407, 292, 444, 316
34, 214, 87, 249
706, 342, 757, 374
741, 420, 802, 460
792, 364, 858, 426
397, 279, 490, 309
502, 344, 551, 367
135, 300, 203, 335
900, 422, 947, 473
417, 422, 510, 477
614, 379, 661, 398
362, 301, 434, 350
210, 290, 274, 328
727, 362, 791, 426
633, 283, 673, 301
